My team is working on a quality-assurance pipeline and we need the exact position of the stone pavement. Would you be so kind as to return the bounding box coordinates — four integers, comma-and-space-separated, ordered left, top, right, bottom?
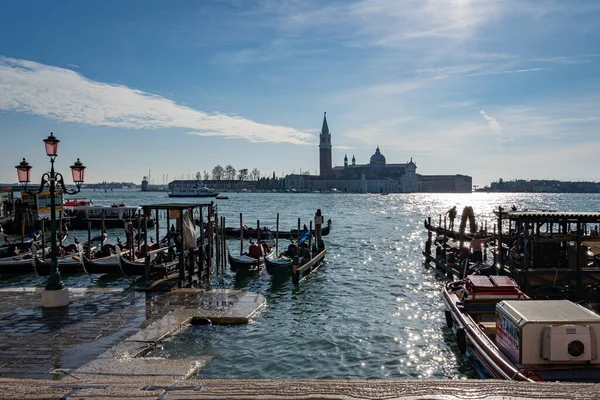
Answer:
0, 287, 265, 381
0, 378, 599, 399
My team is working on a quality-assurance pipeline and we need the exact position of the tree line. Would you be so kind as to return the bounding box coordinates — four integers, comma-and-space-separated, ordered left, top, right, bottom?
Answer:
198, 166, 262, 181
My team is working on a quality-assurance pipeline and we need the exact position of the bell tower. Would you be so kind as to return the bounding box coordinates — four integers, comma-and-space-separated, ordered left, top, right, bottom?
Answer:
319, 112, 332, 178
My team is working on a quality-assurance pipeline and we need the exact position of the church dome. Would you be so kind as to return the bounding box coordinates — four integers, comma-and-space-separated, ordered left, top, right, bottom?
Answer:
369, 146, 386, 166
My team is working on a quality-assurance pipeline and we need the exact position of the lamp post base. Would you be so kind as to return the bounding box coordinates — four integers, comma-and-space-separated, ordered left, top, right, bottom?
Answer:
42, 288, 69, 308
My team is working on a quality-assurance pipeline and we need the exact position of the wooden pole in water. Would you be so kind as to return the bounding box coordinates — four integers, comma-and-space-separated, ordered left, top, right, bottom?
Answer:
207, 206, 213, 281
87, 221, 92, 259
166, 212, 171, 259
137, 210, 141, 255
493, 224, 497, 270
426, 216, 432, 255
101, 209, 106, 247
309, 220, 313, 259
199, 208, 204, 275
222, 216, 226, 274
155, 209, 159, 249
297, 217, 301, 244
58, 210, 63, 242
21, 209, 25, 243
498, 207, 504, 271
215, 211, 221, 275
276, 213, 279, 256
438, 214, 442, 229
178, 209, 185, 286
239, 212, 243, 255
41, 219, 46, 261
257, 220, 260, 243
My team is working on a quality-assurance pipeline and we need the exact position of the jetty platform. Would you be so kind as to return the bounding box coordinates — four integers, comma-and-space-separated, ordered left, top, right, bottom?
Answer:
0, 288, 599, 399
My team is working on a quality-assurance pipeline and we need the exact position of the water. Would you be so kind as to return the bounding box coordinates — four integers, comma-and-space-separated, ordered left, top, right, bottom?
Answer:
5, 189, 600, 379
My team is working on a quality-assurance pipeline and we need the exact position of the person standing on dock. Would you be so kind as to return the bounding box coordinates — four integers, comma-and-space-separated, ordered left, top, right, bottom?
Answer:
446, 206, 457, 230
469, 233, 486, 263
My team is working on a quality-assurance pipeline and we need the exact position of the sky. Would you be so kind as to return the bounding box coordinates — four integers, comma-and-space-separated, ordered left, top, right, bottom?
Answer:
1, 0, 599, 188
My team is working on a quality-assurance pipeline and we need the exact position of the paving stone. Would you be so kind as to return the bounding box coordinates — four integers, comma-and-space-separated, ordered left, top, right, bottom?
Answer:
125, 312, 192, 343
74, 357, 211, 379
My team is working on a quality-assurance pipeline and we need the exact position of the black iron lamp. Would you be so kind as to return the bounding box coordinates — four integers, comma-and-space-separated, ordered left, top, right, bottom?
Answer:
16, 133, 86, 300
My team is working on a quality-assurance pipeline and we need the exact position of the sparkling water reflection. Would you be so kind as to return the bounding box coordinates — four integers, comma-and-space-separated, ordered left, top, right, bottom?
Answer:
5, 190, 600, 379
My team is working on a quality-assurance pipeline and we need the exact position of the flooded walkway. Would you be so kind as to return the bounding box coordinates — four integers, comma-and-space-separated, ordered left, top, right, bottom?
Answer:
0, 287, 265, 380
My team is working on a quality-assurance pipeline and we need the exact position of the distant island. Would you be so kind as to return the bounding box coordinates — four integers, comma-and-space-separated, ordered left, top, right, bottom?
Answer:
478, 179, 600, 193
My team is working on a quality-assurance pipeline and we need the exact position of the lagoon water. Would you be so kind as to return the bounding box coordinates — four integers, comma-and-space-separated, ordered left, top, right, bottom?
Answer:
5, 190, 600, 379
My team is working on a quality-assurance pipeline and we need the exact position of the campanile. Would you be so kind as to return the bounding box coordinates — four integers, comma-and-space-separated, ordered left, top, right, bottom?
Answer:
319, 112, 332, 178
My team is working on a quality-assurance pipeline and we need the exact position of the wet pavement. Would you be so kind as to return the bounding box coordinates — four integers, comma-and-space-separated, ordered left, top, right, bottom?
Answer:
0, 287, 265, 380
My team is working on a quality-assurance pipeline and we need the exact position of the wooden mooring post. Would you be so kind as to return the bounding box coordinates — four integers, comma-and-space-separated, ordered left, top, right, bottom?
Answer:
41, 219, 45, 261
215, 214, 221, 275
292, 209, 327, 284
275, 212, 279, 256
239, 212, 243, 256
221, 216, 226, 274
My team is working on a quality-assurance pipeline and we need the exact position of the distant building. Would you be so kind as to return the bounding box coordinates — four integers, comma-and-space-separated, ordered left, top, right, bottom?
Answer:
488, 179, 600, 193
292, 113, 419, 193
418, 174, 472, 193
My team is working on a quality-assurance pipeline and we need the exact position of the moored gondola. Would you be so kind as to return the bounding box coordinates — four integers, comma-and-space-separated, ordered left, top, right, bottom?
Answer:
33, 253, 85, 276
228, 241, 275, 273
0, 254, 35, 275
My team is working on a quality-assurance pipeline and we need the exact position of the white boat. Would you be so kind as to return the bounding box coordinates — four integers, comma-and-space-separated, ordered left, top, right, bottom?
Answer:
443, 275, 600, 382
167, 181, 219, 198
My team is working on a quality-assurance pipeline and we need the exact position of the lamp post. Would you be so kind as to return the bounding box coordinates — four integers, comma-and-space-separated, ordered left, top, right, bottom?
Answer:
16, 132, 85, 307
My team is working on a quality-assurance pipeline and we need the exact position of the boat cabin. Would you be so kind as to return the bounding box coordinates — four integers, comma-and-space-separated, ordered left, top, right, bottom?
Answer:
495, 209, 600, 300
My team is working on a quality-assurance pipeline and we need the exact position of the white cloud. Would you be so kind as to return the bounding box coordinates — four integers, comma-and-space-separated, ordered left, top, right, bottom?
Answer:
479, 109, 501, 134
0, 57, 313, 144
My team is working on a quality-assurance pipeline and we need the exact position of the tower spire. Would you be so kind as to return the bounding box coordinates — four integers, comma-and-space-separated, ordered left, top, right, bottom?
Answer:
321, 111, 329, 134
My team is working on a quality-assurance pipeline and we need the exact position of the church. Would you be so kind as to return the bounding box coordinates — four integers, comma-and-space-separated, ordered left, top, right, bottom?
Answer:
285, 113, 419, 193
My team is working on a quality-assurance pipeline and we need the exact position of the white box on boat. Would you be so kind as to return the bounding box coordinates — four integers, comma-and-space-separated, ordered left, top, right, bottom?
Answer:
496, 300, 600, 365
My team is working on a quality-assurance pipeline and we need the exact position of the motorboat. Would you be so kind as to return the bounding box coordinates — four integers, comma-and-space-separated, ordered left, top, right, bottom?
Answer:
443, 275, 600, 382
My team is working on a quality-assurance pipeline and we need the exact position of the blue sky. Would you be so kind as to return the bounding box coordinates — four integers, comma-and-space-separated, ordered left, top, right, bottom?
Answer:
1, 0, 599, 187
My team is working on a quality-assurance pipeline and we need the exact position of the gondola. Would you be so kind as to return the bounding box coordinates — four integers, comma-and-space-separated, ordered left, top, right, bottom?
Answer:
265, 241, 327, 278
219, 219, 332, 241
33, 253, 86, 276
228, 242, 276, 273
276, 219, 332, 240
0, 254, 35, 275
118, 248, 175, 277
83, 253, 121, 274
81, 242, 124, 274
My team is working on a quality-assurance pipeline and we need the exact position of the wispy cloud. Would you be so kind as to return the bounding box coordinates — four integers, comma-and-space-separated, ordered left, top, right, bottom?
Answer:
0, 57, 312, 144
467, 67, 544, 77
479, 109, 501, 134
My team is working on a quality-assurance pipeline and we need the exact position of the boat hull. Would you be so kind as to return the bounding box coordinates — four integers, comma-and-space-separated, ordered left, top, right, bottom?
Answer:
34, 255, 85, 276
442, 277, 600, 382
167, 192, 219, 198
228, 248, 275, 273
83, 254, 121, 274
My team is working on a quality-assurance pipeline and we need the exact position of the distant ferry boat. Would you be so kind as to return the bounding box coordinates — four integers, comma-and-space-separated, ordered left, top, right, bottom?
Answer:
167, 180, 219, 198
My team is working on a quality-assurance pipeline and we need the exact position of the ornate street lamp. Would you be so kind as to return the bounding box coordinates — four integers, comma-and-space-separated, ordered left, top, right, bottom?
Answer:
16, 132, 86, 307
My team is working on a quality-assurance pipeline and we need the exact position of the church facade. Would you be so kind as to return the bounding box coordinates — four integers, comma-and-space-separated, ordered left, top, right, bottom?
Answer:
285, 113, 419, 193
